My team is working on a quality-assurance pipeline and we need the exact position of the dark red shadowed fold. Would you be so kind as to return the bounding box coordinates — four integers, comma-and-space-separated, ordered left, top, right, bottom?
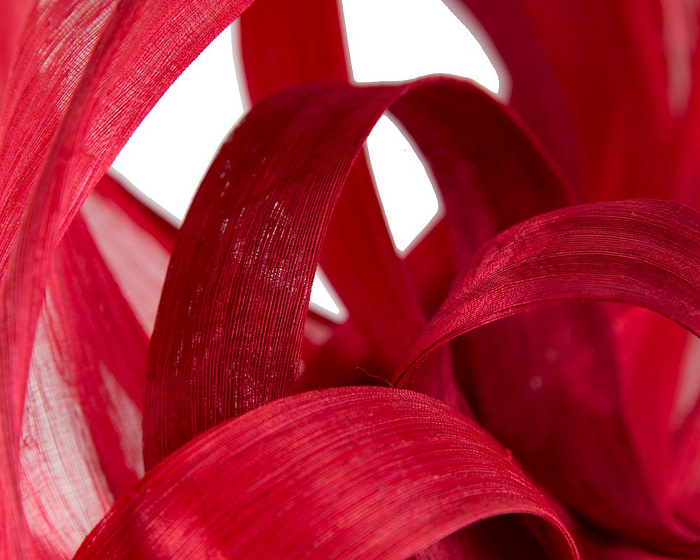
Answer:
445, 0, 675, 203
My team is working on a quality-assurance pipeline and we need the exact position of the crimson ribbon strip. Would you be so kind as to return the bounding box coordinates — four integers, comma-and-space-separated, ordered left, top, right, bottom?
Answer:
0, 2, 256, 557
144, 76, 571, 468
398, 199, 700, 379
0, 0, 257, 276
396, 198, 700, 555
240, 0, 431, 379
237, 0, 573, 382
77, 387, 578, 559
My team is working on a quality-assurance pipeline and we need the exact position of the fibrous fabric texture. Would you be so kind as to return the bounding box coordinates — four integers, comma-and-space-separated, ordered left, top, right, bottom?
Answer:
1, 0, 700, 559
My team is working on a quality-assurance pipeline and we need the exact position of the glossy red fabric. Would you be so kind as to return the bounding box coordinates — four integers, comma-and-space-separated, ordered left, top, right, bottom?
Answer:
1, 1, 700, 559
80, 387, 577, 559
